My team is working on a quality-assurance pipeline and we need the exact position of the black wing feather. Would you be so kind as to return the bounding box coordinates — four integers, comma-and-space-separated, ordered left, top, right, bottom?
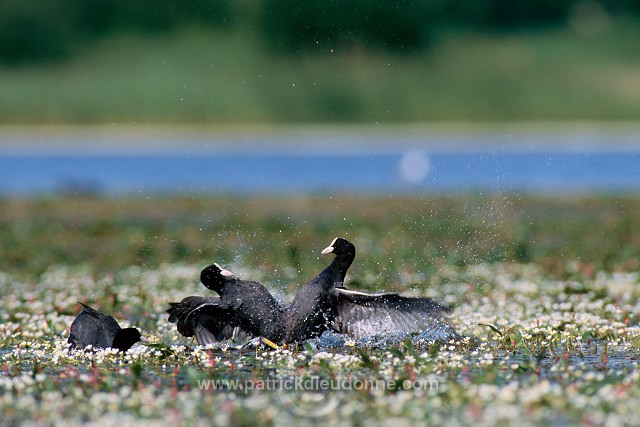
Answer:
167, 296, 248, 344
331, 287, 452, 339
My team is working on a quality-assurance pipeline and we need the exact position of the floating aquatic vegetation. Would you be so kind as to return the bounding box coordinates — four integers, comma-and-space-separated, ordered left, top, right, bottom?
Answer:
2, 260, 640, 425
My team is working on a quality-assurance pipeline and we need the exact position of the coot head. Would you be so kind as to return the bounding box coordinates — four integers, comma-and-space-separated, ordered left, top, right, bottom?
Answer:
112, 327, 143, 352
200, 263, 234, 293
283, 237, 356, 343
321, 237, 355, 258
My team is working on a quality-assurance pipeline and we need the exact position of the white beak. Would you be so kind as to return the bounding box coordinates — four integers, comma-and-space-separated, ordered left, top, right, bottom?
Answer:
321, 237, 339, 254
220, 268, 234, 277
321, 246, 334, 255
214, 263, 234, 277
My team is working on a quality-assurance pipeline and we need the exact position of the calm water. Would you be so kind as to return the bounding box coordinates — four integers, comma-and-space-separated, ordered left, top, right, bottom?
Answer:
1, 130, 639, 195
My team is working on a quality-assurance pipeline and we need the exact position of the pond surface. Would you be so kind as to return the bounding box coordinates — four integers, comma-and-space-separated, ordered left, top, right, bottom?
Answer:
1, 129, 639, 195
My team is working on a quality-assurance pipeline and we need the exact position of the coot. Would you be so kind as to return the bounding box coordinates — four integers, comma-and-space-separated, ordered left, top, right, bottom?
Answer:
284, 237, 451, 341
169, 239, 453, 345
167, 263, 284, 345
283, 237, 356, 342
68, 303, 142, 352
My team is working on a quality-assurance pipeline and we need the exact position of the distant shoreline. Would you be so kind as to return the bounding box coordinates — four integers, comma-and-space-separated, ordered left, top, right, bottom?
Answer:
1, 122, 640, 155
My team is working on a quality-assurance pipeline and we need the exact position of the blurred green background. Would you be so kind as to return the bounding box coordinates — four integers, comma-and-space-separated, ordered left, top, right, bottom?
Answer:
1, 0, 639, 124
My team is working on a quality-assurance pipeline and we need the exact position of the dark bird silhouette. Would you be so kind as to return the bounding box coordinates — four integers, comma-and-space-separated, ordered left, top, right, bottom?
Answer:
167, 263, 284, 345
167, 238, 453, 346
284, 237, 451, 341
68, 303, 142, 352
329, 287, 452, 339
283, 237, 356, 342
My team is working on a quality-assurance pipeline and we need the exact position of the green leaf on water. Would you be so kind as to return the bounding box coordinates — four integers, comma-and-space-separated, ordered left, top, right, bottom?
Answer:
428, 342, 441, 358
389, 346, 404, 359
629, 336, 640, 352
144, 341, 174, 359
403, 339, 419, 358
131, 362, 143, 378
478, 323, 503, 335
304, 342, 314, 354
358, 350, 377, 369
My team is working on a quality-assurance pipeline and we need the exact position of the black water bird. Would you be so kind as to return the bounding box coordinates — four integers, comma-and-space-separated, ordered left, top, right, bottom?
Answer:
283, 237, 356, 342
168, 239, 453, 345
68, 303, 142, 352
167, 263, 284, 345
285, 237, 452, 341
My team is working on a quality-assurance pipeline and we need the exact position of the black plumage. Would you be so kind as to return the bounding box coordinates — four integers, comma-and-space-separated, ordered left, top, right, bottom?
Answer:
167, 295, 248, 345
283, 237, 356, 342
285, 237, 451, 341
168, 238, 453, 346
167, 263, 284, 345
330, 288, 452, 339
68, 303, 142, 352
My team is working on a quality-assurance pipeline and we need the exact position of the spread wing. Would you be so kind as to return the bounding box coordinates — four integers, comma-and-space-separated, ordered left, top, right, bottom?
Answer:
167, 296, 246, 345
331, 288, 452, 339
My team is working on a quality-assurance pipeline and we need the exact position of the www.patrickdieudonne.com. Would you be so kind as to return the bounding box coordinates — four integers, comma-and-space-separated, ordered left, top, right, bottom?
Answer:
196, 375, 441, 394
